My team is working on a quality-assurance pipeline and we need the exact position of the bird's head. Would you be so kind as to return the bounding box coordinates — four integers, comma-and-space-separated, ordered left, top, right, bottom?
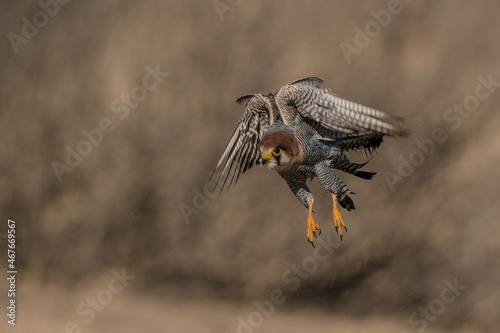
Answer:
259, 130, 301, 171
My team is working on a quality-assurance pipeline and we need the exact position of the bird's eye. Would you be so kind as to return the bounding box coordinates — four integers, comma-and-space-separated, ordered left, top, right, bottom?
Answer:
272, 147, 282, 156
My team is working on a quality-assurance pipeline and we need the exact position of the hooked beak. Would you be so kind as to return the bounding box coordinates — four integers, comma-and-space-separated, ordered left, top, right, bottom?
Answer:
261, 151, 274, 165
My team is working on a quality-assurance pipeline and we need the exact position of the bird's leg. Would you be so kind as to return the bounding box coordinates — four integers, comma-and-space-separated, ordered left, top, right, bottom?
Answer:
306, 201, 321, 247
332, 195, 347, 241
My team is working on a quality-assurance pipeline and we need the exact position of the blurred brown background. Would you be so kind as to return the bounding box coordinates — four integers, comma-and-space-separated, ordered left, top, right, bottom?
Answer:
1, 1, 499, 332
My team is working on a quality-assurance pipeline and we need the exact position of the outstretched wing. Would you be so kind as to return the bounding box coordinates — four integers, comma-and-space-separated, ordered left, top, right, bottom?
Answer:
276, 77, 410, 138
215, 94, 272, 190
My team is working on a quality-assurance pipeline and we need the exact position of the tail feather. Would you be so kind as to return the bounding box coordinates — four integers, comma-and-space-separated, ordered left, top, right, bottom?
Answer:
339, 195, 355, 211
353, 170, 376, 180
336, 133, 384, 152
331, 155, 376, 180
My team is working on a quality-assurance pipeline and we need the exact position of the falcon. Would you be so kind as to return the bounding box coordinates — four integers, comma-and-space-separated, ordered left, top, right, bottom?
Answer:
215, 77, 409, 246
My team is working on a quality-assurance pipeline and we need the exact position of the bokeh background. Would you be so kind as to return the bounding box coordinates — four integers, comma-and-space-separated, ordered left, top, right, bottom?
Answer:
2, 1, 500, 332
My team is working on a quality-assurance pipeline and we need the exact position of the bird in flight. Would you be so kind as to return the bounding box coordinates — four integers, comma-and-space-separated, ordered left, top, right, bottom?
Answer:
215, 77, 409, 246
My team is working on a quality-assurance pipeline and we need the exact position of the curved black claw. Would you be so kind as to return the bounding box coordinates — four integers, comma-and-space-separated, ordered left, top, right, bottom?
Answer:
307, 238, 316, 248
340, 234, 344, 242
318, 228, 322, 236
335, 226, 339, 234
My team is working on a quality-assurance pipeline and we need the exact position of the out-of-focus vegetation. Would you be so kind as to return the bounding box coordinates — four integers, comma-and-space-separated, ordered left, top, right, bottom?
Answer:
2, 1, 499, 332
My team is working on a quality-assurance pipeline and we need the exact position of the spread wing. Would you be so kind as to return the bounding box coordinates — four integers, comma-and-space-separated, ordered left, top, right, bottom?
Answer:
214, 94, 272, 190
276, 77, 410, 138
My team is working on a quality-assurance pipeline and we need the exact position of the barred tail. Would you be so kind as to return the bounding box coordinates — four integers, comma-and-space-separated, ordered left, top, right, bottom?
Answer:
332, 155, 376, 180
339, 195, 355, 211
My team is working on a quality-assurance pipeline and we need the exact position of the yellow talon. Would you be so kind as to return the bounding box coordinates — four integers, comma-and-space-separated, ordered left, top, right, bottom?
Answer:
332, 195, 347, 241
306, 201, 321, 247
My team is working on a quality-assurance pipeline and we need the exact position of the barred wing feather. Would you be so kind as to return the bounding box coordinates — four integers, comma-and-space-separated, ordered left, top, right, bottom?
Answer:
215, 96, 271, 190
278, 78, 409, 137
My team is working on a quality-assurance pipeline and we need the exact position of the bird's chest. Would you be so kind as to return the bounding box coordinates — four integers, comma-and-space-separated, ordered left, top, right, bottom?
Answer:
278, 165, 315, 182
